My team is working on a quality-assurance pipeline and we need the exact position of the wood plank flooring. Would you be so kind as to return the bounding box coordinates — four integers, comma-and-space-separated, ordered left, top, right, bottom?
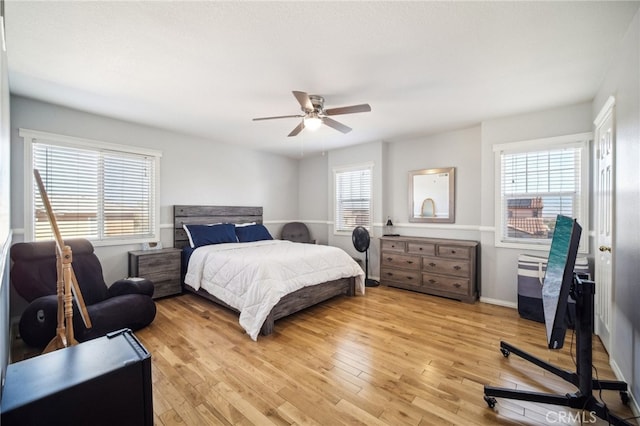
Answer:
133, 286, 636, 425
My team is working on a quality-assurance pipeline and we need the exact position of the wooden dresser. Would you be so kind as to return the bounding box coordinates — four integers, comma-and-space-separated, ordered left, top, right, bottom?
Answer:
379, 236, 479, 303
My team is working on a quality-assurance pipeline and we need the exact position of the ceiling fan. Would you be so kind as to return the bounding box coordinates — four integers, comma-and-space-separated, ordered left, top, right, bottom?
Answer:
252, 91, 371, 137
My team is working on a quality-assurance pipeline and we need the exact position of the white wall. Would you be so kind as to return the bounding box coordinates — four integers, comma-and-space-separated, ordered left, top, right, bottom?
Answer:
326, 141, 385, 268
298, 153, 329, 244
479, 102, 594, 305
300, 108, 591, 305
387, 125, 482, 234
593, 9, 640, 405
9, 96, 299, 299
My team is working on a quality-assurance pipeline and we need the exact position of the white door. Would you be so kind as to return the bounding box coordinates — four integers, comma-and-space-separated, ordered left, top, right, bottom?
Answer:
594, 97, 615, 353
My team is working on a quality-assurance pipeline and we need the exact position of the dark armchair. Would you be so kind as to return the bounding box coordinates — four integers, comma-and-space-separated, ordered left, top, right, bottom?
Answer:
11, 239, 156, 348
280, 222, 315, 244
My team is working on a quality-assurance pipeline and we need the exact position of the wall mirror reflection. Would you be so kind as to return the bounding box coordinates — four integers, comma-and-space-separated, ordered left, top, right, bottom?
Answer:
409, 167, 455, 223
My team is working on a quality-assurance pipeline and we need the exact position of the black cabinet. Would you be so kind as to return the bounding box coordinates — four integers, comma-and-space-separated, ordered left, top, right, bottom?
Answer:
1, 329, 153, 426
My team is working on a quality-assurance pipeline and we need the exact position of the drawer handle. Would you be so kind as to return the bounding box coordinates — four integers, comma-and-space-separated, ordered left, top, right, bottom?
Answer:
454, 266, 461, 270
391, 245, 396, 248
428, 262, 436, 267
454, 283, 461, 288
418, 247, 423, 251
386, 272, 394, 277
406, 260, 414, 264
386, 257, 393, 261
406, 276, 414, 280
428, 279, 436, 284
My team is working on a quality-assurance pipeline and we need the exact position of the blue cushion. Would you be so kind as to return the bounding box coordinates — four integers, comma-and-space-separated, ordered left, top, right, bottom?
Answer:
183, 223, 238, 248
235, 224, 273, 243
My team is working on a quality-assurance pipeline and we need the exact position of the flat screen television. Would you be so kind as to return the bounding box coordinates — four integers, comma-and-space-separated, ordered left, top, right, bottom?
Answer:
541, 215, 582, 349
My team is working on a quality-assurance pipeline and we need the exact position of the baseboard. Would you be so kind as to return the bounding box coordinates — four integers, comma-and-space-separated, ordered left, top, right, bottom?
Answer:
479, 296, 517, 309
609, 357, 640, 421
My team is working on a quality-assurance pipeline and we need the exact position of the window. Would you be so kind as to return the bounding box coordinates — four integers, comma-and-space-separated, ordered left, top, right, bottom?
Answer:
494, 133, 590, 251
334, 163, 373, 233
21, 129, 161, 244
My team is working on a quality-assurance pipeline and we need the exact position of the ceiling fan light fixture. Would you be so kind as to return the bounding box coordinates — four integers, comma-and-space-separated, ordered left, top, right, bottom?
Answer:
304, 113, 322, 131
253, 91, 371, 136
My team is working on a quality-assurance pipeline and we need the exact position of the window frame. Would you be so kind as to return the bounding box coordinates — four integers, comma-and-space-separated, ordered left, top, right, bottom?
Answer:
333, 162, 374, 235
493, 132, 590, 252
21, 128, 162, 246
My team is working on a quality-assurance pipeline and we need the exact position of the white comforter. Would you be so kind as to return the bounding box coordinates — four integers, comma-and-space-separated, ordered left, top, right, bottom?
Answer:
184, 240, 365, 340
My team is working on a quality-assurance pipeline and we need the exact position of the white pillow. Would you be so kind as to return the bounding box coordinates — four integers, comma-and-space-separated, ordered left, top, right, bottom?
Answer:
235, 222, 257, 227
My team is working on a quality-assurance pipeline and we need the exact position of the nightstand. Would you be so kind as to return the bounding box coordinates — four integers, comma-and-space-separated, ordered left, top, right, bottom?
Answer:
128, 248, 181, 299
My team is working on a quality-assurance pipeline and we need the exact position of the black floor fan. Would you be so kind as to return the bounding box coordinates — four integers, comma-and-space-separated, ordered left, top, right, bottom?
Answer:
352, 226, 379, 287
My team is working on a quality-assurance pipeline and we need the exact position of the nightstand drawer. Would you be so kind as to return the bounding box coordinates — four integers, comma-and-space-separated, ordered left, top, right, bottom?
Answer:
152, 278, 182, 299
137, 255, 181, 275
141, 270, 180, 284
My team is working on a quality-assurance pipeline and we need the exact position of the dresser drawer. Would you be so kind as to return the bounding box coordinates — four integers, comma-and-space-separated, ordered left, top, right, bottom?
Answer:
407, 242, 435, 256
437, 245, 470, 259
422, 273, 470, 295
381, 239, 406, 252
380, 253, 420, 270
381, 268, 421, 286
422, 256, 470, 278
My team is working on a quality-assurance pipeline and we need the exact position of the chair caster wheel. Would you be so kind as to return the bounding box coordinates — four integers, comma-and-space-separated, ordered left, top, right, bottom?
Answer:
484, 395, 497, 409
621, 391, 630, 405
500, 348, 510, 357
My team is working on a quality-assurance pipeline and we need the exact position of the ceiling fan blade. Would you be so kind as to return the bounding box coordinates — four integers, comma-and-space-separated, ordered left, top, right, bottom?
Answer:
325, 103, 371, 116
323, 117, 352, 134
253, 114, 303, 121
292, 91, 313, 111
288, 121, 305, 137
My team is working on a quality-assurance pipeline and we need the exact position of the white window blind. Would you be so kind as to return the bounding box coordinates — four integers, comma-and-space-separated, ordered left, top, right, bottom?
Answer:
334, 165, 372, 232
495, 134, 589, 250
23, 129, 161, 244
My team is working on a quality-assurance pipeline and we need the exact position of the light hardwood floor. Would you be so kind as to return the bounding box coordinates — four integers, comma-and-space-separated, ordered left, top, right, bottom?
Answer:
134, 286, 637, 426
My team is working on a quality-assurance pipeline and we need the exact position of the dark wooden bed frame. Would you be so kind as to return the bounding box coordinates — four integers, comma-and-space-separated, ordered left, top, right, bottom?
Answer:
173, 205, 356, 336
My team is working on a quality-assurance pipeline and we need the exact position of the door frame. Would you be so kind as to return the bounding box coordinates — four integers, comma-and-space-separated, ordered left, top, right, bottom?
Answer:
593, 95, 615, 353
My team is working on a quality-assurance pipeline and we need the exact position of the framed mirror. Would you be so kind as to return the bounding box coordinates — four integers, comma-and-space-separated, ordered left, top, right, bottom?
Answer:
409, 167, 455, 223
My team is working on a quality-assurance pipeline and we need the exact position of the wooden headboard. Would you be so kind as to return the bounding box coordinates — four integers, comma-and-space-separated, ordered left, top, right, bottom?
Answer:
173, 205, 263, 249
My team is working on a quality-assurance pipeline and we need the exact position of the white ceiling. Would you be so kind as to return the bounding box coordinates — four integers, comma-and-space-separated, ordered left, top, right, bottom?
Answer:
4, 1, 639, 158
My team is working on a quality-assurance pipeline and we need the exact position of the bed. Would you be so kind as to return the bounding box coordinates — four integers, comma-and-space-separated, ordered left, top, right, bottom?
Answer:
174, 205, 365, 340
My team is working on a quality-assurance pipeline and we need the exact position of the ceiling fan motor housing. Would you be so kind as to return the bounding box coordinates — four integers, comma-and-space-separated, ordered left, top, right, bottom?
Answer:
307, 95, 325, 113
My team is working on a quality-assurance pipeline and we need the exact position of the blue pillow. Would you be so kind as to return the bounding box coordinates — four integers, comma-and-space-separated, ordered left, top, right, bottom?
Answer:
235, 224, 273, 243
183, 223, 238, 248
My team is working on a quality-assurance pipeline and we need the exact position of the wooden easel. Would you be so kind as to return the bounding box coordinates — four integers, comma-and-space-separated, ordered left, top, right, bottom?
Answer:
34, 169, 92, 353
